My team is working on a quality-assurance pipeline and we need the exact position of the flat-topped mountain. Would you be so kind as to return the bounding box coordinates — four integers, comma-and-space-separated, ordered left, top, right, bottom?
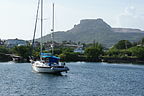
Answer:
37, 18, 144, 47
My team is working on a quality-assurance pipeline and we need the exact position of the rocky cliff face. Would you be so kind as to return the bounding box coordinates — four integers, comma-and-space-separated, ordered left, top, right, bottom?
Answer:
68, 19, 112, 33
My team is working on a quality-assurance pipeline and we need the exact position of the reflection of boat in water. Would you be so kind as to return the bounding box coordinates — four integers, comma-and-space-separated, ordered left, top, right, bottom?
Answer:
30, 0, 69, 73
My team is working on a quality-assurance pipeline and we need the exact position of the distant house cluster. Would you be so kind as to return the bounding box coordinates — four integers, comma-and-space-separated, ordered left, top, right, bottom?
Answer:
73, 45, 84, 53
74, 47, 84, 53
63, 44, 84, 53
0, 38, 28, 48
0, 38, 85, 53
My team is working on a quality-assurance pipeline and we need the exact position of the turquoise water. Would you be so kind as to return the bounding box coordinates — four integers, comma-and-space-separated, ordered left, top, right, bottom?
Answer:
0, 62, 144, 96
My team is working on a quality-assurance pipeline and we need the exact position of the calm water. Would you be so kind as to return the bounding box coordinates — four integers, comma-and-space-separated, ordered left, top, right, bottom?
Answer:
0, 62, 144, 96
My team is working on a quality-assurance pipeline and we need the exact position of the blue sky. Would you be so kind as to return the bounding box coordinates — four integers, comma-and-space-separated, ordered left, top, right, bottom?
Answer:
0, 0, 144, 40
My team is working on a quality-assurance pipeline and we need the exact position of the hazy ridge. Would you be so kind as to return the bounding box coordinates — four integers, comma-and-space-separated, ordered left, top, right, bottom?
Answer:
36, 18, 144, 47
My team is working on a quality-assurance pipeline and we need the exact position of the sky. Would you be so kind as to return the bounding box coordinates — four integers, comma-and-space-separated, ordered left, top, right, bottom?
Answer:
0, 0, 144, 40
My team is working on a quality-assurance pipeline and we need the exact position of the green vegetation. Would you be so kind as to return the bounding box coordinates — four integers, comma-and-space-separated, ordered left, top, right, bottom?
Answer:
59, 52, 80, 62
0, 46, 12, 54
103, 39, 144, 63
113, 40, 132, 49
1, 37, 144, 63
13, 45, 32, 59
0, 46, 12, 62
130, 46, 144, 58
84, 43, 103, 61
53, 47, 81, 62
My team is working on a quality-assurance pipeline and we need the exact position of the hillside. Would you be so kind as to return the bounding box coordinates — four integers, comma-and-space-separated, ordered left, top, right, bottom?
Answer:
36, 18, 144, 48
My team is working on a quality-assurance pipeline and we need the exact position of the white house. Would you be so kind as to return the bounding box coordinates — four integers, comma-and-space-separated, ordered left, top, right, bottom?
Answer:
74, 45, 84, 53
4, 38, 27, 48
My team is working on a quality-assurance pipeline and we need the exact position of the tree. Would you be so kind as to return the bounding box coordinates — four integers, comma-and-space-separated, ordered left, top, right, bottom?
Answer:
130, 46, 144, 58
141, 37, 144, 45
0, 46, 12, 61
106, 48, 120, 57
114, 40, 132, 49
84, 43, 103, 61
106, 48, 132, 58
13, 46, 31, 59
0, 46, 11, 54
59, 52, 80, 62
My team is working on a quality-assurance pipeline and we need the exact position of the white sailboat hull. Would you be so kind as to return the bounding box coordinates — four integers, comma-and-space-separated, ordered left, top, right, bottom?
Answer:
32, 66, 69, 73
32, 61, 69, 73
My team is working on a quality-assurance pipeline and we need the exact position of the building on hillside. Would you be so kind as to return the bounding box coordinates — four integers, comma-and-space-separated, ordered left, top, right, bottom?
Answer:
74, 47, 84, 53
74, 45, 84, 53
4, 38, 27, 48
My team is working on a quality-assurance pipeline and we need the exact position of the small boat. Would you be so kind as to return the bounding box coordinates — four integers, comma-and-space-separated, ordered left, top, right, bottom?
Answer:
30, 0, 69, 73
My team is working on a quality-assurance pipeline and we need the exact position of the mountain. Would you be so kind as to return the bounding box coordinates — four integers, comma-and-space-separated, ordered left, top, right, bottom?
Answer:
37, 18, 144, 48
112, 28, 143, 33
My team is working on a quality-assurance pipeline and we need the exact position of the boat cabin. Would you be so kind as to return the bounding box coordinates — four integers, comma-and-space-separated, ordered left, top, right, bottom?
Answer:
41, 53, 60, 66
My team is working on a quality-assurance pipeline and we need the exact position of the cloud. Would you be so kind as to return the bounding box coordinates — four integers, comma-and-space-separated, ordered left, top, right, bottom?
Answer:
118, 6, 144, 30
124, 6, 136, 15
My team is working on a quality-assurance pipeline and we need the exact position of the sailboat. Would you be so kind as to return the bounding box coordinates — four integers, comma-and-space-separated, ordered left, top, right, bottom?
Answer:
30, 0, 69, 73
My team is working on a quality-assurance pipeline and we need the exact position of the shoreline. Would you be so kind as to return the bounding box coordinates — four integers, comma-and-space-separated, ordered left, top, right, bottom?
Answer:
101, 57, 144, 64
1, 55, 144, 64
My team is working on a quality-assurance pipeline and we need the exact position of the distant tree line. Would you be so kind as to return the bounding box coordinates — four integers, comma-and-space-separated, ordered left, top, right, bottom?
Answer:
0, 38, 144, 63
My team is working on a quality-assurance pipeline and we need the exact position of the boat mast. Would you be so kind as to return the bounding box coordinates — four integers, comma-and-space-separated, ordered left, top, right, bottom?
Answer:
51, 3, 55, 55
31, 0, 40, 57
40, 0, 43, 61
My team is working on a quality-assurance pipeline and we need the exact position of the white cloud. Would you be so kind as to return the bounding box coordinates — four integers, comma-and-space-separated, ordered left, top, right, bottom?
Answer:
118, 6, 144, 30
124, 6, 136, 15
